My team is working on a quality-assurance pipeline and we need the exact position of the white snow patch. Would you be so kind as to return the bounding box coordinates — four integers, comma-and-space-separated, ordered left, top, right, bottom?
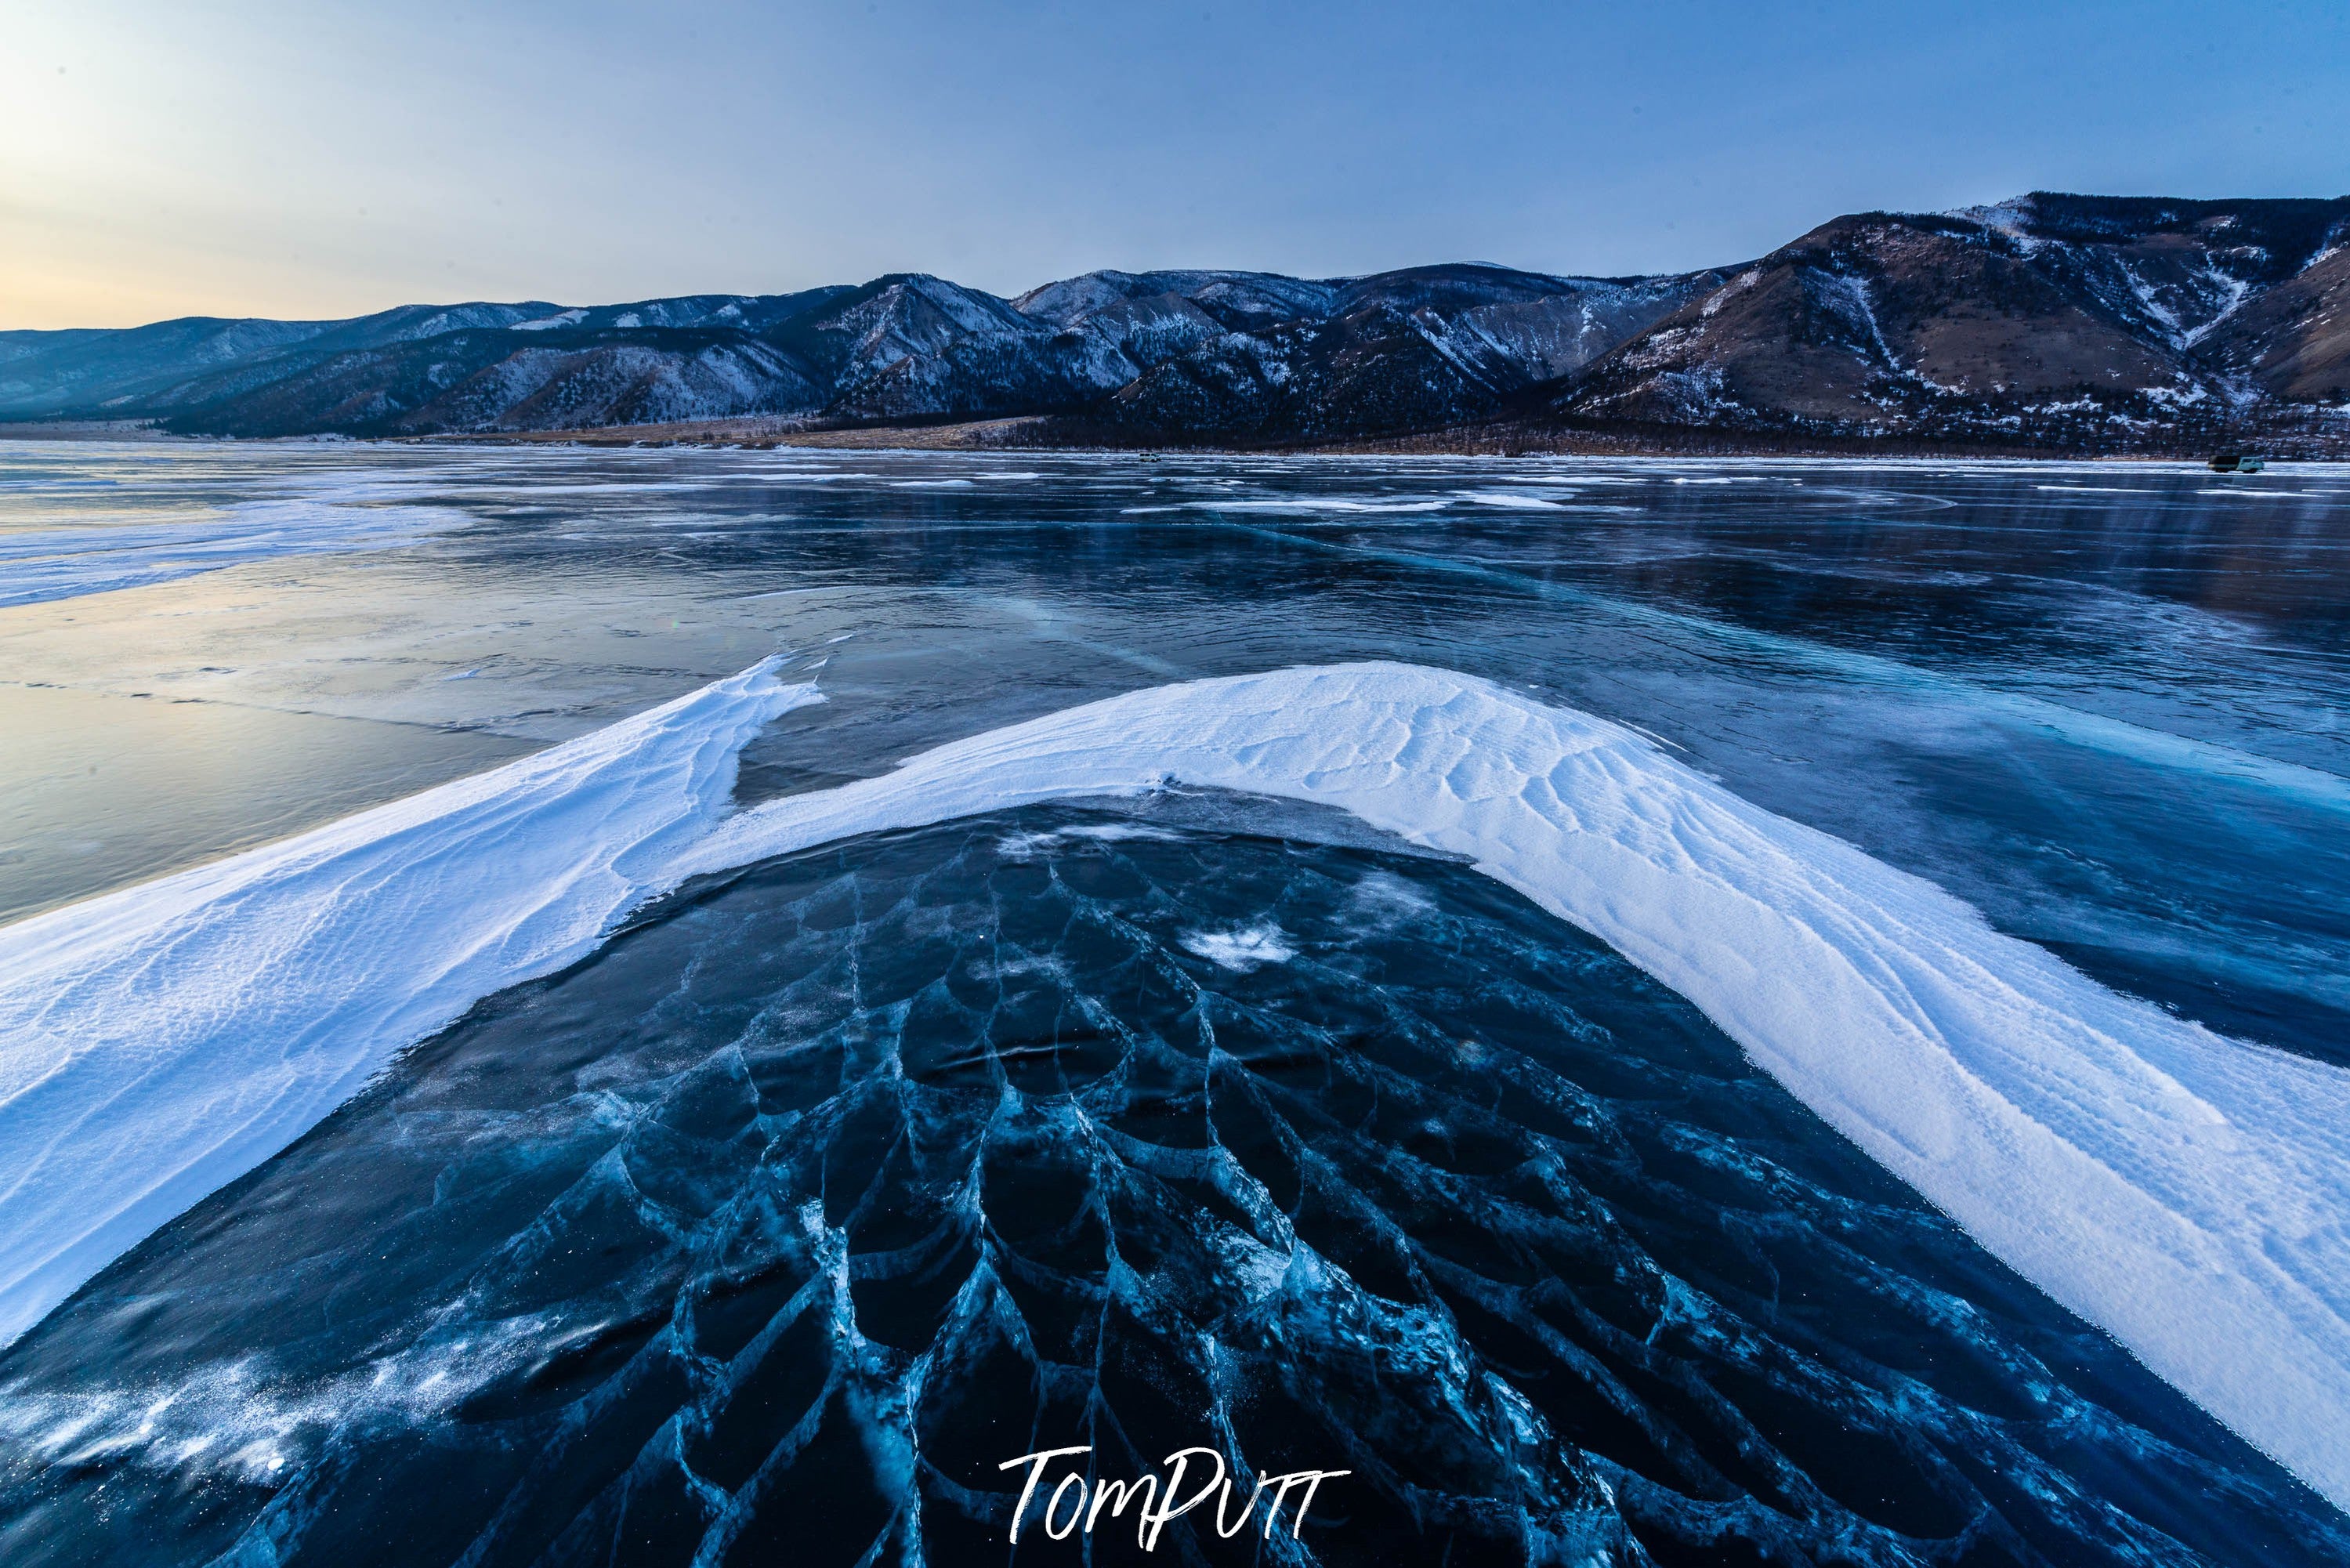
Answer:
664, 661, 2350, 1510
1814, 271, 1896, 366
0, 1310, 563, 1483
1180, 921, 1297, 972
2181, 269, 2254, 349
1063, 823, 1184, 843
0, 662, 819, 1346
1453, 490, 1568, 509
11, 659, 2350, 1510
0, 501, 472, 610
995, 822, 1185, 860
508, 309, 587, 332
1135, 498, 1454, 516
2124, 266, 2187, 343
1701, 270, 1762, 317
1954, 198, 2048, 255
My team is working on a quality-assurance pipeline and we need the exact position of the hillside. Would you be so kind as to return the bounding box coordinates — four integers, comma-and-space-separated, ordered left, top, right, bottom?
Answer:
5, 193, 2345, 453
1540, 194, 2350, 451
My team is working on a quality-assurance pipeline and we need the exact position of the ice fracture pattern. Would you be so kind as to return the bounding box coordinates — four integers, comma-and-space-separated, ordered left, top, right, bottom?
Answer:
2, 802, 2340, 1567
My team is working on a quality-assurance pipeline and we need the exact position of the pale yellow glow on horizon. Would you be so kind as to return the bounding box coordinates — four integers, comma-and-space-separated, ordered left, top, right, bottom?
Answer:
0, 4, 776, 331
0, 7, 428, 329
0, 201, 440, 330
3, 2, 2332, 335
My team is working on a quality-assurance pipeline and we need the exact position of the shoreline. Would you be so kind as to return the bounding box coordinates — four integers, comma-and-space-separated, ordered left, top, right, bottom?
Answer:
0, 414, 2334, 463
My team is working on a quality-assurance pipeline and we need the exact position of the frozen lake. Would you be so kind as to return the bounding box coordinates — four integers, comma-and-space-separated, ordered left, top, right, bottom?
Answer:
2, 443, 2346, 1565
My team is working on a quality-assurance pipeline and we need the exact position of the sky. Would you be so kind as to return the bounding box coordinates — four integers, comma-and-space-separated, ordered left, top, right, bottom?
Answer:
3, 0, 2346, 331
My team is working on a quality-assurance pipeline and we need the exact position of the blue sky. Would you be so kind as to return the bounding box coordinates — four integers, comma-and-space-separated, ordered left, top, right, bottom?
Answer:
3, 0, 2345, 328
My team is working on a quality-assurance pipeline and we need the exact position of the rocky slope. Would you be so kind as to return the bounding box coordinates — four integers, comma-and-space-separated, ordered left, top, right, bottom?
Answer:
1539, 194, 2350, 451
0, 264, 1708, 441
4, 193, 2345, 451
1086, 266, 1721, 441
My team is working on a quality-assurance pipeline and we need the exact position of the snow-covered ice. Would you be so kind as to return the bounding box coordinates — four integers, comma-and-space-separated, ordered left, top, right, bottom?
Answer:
1180, 920, 1298, 971
4, 657, 2347, 1510
673, 661, 2350, 1508
0, 661, 817, 1345
0, 499, 472, 609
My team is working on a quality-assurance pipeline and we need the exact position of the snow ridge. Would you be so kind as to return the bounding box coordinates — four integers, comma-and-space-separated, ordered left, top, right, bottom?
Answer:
0, 661, 818, 1345
672, 661, 2350, 1511
4, 658, 2345, 1513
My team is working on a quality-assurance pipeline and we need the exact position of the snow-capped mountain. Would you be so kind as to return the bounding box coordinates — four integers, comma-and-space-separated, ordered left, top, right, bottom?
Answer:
0, 301, 629, 419
0, 263, 1709, 440
1093, 266, 1723, 440
4, 193, 2346, 450
1543, 194, 2350, 450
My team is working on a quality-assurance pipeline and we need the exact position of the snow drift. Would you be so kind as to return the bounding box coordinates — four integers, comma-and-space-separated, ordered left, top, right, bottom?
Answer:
672, 662, 2350, 1510
0, 661, 816, 1345
3, 657, 2345, 1510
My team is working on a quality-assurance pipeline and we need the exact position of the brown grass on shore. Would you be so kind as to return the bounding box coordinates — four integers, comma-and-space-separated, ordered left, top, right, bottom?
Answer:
0, 420, 177, 441
425, 415, 2260, 462
7, 411, 2334, 462
429, 415, 1055, 451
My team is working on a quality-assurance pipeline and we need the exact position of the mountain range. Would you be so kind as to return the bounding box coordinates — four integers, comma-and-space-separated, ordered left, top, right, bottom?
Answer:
5, 193, 2346, 454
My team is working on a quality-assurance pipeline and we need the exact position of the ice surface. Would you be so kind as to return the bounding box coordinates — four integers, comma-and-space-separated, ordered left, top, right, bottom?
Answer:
1452, 489, 1571, 509
7, 654, 2348, 1515
12, 803, 2330, 1563
0, 498, 469, 608
1208, 514, 2350, 816
0, 661, 817, 1345
1122, 497, 1457, 516
670, 661, 2350, 1509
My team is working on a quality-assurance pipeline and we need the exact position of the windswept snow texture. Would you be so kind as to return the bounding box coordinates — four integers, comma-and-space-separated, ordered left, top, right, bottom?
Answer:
0, 499, 469, 608
667, 662, 2350, 1512
1, 797, 2338, 1566
4, 656, 2348, 1563
0, 662, 817, 1345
